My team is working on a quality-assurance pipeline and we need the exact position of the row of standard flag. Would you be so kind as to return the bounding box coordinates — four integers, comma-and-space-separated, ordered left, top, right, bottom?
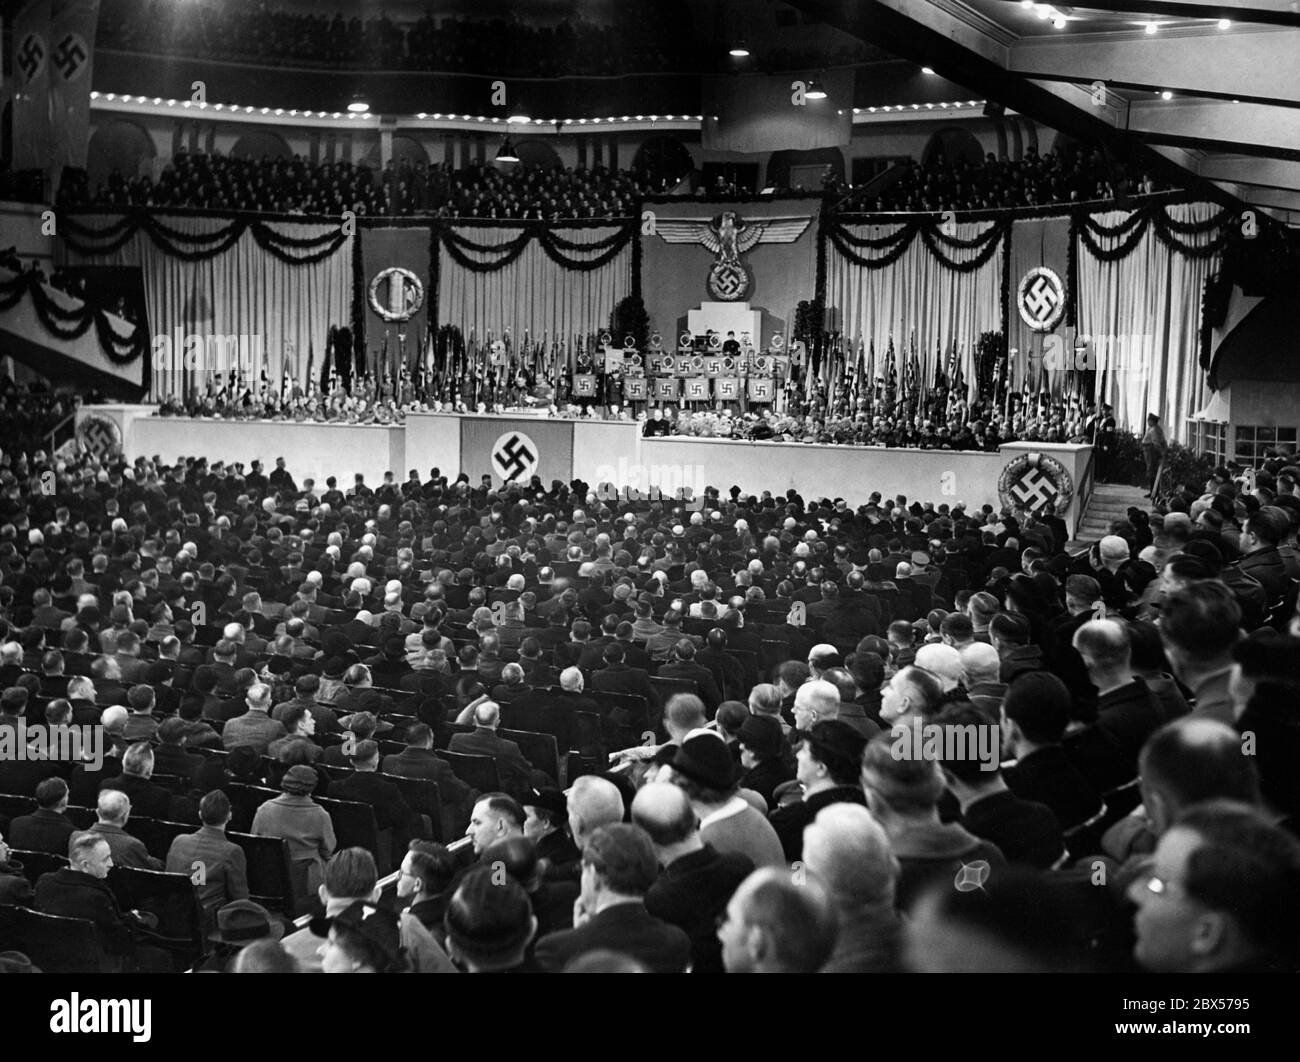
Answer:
10, 0, 100, 192
808, 333, 968, 407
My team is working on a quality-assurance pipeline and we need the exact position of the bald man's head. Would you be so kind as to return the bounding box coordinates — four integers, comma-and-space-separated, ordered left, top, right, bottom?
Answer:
631, 782, 699, 850
802, 803, 897, 910
567, 775, 624, 848
665, 693, 707, 741
793, 679, 841, 732
1140, 717, 1261, 835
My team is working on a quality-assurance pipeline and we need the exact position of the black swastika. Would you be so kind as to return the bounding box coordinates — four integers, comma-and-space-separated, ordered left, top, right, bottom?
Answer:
18, 34, 45, 81
1011, 469, 1058, 510
53, 34, 87, 81
493, 434, 536, 482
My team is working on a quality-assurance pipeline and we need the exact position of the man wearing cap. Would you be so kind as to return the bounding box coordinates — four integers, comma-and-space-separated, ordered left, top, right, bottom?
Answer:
661, 731, 784, 869
770, 720, 869, 862
523, 788, 579, 869
203, 900, 285, 972
633, 782, 754, 974
167, 790, 249, 928
252, 765, 336, 903
535, 823, 692, 973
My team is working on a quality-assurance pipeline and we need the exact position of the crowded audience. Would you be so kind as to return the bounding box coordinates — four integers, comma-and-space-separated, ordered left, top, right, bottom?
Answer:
61, 154, 658, 220
1, 431, 1298, 974
854, 149, 1176, 213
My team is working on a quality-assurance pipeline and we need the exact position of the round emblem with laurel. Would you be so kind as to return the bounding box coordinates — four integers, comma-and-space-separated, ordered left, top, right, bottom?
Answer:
997, 452, 1074, 516
1016, 267, 1066, 333
367, 267, 424, 323
708, 260, 751, 301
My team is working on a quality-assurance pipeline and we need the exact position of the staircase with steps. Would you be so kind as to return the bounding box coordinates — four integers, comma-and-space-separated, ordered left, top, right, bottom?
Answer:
1068, 482, 1152, 551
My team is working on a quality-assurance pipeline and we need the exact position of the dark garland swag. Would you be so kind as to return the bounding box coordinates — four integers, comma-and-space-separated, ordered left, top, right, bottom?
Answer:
822, 215, 1010, 273
0, 268, 147, 366
436, 220, 636, 273
58, 209, 349, 265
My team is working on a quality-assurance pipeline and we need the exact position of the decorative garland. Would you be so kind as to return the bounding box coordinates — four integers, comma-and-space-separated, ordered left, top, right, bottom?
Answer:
0, 269, 146, 365
1076, 202, 1232, 263
437, 220, 636, 274
823, 216, 1009, 273
998, 451, 1075, 517
59, 210, 348, 265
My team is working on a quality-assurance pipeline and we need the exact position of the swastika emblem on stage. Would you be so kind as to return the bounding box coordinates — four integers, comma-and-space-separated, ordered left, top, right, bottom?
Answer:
1017, 266, 1066, 333
17, 33, 46, 83
76, 416, 122, 458
53, 33, 88, 81
1010, 467, 1059, 510
491, 431, 538, 483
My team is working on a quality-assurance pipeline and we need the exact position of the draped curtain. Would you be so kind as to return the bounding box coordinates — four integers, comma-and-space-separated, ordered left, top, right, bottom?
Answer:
436, 224, 632, 345
823, 218, 1005, 391
1076, 202, 1225, 439
58, 214, 353, 401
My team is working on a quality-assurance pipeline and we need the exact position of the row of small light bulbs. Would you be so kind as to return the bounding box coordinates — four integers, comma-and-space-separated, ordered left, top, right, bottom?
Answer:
91, 92, 376, 119
88, 93, 710, 124
1019, 1, 1232, 32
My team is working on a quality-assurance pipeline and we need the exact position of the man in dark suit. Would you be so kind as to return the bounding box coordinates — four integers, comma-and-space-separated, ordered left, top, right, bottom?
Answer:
0, 834, 34, 907
591, 641, 659, 716
8, 777, 77, 855
329, 740, 423, 848
633, 782, 753, 974
34, 832, 141, 970
656, 639, 723, 715
1001, 672, 1102, 829
937, 705, 1064, 868
534, 823, 691, 973
98, 742, 179, 822
449, 701, 541, 800
695, 628, 744, 702
383, 724, 474, 840
165, 790, 249, 924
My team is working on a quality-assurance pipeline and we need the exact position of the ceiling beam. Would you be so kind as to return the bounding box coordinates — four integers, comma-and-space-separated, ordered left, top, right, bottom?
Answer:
1009, 27, 1300, 107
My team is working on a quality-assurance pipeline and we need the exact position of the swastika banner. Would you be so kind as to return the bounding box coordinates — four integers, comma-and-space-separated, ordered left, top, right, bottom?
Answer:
572, 373, 597, 397
12, 0, 52, 172
49, 0, 100, 177
715, 377, 740, 401
623, 376, 647, 401
1007, 216, 1073, 396
747, 377, 774, 402
684, 376, 710, 400
654, 377, 680, 402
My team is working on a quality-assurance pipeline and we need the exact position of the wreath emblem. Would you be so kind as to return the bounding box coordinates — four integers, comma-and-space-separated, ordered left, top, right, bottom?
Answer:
998, 452, 1074, 516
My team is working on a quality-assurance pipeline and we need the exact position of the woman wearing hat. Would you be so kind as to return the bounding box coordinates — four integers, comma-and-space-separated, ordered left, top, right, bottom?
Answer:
737, 715, 796, 811
251, 765, 336, 908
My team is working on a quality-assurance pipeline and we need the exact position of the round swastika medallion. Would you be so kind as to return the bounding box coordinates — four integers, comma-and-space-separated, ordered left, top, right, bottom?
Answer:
490, 431, 539, 484
77, 415, 123, 458
997, 452, 1074, 516
707, 260, 751, 302
1017, 266, 1066, 333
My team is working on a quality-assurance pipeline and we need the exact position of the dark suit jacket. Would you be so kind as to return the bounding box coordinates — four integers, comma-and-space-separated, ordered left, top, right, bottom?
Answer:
1003, 745, 1101, 830
770, 785, 867, 863
97, 773, 176, 821
382, 747, 474, 808
534, 901, 692, 973
961, 789, 1063, 868
328, 770, 418, 835
34, 868, 136, 956
644, 845, 754, 974
448, 728, 535, 797
8, 808, 77, 855
696, 647, 744, 701
592, 662, 659, 709
0, 862, 34, 907
656, 660, 722, 712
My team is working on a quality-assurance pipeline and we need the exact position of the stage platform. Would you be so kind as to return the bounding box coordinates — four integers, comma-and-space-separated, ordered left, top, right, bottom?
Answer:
78, 406, 1093, 536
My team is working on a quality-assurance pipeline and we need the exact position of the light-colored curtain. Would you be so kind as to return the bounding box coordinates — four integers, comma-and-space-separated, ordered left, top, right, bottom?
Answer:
437, 225, 631, 349
59, 214, 353, 401
823, 220, 1004, 391
1076, 202, 1221, 440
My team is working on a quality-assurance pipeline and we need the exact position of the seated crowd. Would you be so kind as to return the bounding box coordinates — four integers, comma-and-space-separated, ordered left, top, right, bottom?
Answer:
60, 155, 658, 220
853, 149, 1177, 213
1, 438, 1299, 973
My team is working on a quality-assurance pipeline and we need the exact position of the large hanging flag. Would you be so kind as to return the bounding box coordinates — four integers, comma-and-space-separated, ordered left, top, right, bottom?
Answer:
12, 1, 53, 173
49, 0, 99, 190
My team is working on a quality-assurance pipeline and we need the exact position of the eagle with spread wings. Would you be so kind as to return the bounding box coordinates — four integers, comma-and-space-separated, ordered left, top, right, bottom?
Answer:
654, 211, 813, 264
